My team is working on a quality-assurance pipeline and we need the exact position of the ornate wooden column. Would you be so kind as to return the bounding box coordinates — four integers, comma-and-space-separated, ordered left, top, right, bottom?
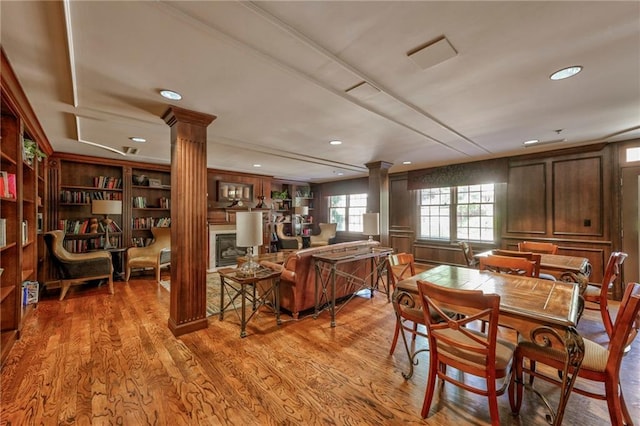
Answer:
366, 161, 393, 246
162, 106, 216, 336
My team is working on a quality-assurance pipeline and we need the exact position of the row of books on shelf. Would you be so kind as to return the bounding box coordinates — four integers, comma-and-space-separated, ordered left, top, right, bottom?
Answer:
63, 235, 121, 253
131, 237, 155, 247
59, 190, 124, 204
132, 217, 171, 229
132, 196, 171, 209
58, 218, 122, 235
0, 171, 17, 199
93, 176, 122, 189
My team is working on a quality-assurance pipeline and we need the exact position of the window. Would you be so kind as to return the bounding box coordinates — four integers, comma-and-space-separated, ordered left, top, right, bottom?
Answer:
329, 193, 367, 232
418, 184, 495, 242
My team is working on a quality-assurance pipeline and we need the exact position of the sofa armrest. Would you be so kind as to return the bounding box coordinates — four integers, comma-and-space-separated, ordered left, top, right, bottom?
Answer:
260, 261, 283, 272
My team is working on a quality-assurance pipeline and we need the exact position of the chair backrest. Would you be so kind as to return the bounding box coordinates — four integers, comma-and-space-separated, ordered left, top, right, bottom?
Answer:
44, 230, 77, 261
606, 282, 640, 373
388, 253, 417, 289
479, 254, 535, 277
150, 227, 171, 250
317, 223, 337, 240
517, 241, 558, 254
493, 249, 542, 278
417, 279, 501, 368
458, 241, 478, 267
599, 251, 628, 306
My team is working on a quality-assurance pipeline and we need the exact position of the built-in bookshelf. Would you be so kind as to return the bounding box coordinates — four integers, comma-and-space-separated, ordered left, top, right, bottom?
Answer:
131, 167, 171, 247
1, 47, 50, 366
56, 160, 124, 252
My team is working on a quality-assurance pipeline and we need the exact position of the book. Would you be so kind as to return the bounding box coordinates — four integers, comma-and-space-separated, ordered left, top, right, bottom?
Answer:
0, 218, 6, 247
7, 173, 17, 198
0, 171, 7, 197
22, 220, 28, 244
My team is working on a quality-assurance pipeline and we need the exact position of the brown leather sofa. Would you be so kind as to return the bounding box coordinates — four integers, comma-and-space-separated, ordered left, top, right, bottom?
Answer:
261, 240, 381, 319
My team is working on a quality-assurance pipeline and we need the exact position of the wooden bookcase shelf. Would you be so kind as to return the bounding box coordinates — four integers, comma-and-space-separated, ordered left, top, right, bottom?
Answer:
1, 47, 49, 366
50, 157, 172, 251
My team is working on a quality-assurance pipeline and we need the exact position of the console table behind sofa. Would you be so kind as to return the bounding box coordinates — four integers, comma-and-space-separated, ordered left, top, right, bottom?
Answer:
261, 240, 381, 319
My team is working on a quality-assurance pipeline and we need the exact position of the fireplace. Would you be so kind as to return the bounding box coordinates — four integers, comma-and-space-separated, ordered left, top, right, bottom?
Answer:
215, 233, 247, 267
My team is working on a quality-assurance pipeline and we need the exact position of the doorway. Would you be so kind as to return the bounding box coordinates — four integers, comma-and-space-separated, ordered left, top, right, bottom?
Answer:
621, 162, 640, 284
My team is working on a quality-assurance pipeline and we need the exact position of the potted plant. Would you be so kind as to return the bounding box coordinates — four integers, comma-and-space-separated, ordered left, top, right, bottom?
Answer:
23, 139, 47, 165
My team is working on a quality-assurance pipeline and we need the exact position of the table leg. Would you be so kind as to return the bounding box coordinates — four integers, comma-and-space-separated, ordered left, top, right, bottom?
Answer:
330, 264, 337, 327
240, 283, 247, 338
275, 277, 281, 326
219, 276, 225, 321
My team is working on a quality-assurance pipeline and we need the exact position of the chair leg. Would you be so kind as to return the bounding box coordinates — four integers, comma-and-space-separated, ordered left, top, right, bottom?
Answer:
487, 379, 501, 426
155, 266, 161, 283
604, 380, 627, 426
125, 266, 131, 282
510, 350, 524, 414
108, 274, 114, 295
421, 352, 439, 418
59, 281, 72, 301
389, 318, 401, 355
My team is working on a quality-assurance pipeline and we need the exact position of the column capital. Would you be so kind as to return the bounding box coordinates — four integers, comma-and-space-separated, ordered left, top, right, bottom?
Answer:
162, 105, 216, 127
365, 161, 394, 171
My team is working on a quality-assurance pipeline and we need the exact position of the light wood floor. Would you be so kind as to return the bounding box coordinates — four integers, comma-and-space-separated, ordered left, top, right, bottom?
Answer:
1, 275, 638, 425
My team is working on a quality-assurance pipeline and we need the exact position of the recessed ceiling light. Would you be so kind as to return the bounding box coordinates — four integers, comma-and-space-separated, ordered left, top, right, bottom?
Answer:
550, 66, 583, 81
523, 139, 540, 146
129, 137, 146, 143
329, 140, 342, 145
253, 164, 261, 168
160, 89, 182, 100
402, 161, 412, 165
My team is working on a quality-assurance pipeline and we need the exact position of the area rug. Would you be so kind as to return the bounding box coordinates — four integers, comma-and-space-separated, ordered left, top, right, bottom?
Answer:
159, 272, 239, 317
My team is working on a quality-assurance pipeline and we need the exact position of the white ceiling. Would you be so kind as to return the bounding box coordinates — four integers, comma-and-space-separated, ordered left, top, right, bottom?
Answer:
1, 1, 639, 182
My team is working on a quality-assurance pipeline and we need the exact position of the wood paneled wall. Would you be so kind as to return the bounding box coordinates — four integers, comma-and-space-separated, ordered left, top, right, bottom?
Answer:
318, 142, 624, 296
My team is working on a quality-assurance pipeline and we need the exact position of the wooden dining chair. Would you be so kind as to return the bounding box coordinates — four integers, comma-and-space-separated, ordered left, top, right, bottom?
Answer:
493, 249, 556, 281
389, 253, 421, 356
416, 279, 515, 425
583, 251, 628, 338
518, 241, 559, 254
459, 241, 479, 268
389, 253, 434, 358
510, 282, 640, 426
479, 254, 535, 277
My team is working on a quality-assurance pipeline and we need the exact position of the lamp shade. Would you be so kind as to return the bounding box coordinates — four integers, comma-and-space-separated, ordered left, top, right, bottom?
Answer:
92, 199, 122, 215
295, 206, 309, 216
236, 211, 263, 247
363, 213, 380, 236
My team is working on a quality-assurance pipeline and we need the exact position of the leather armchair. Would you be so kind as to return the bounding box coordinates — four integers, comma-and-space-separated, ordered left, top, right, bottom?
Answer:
310, 223, 337, 247
125, 227, 171, 282
275, 222, 302, 250
44, 230, 113, 300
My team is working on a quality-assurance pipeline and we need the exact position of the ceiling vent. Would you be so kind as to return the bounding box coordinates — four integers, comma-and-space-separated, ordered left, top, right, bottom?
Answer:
345, 81, 381, 99
407, 36, 458, 70
122, 146, 139, 155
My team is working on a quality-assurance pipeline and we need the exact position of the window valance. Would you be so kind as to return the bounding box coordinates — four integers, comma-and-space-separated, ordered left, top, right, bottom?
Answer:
407, 158, 508, 190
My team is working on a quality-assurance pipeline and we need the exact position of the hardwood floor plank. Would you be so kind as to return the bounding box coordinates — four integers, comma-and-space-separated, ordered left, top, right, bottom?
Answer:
2, 277, 638, 425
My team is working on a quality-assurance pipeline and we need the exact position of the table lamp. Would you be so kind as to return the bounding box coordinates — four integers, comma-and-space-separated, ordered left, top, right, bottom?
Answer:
236, 211, 263, 275
92, 199, 122, 249
363, 212, 380, 242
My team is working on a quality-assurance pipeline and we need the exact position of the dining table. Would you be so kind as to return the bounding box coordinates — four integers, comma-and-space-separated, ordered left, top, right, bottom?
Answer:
393, 264, 585, 422
476, 249, 591, 282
